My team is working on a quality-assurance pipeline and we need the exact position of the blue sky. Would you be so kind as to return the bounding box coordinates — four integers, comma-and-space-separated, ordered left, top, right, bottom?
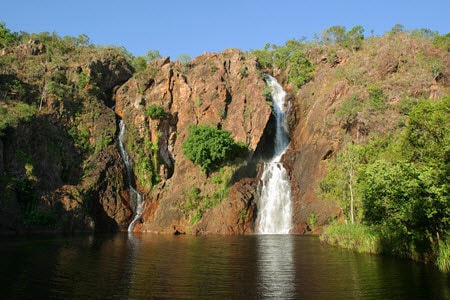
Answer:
2, 1, 449, 60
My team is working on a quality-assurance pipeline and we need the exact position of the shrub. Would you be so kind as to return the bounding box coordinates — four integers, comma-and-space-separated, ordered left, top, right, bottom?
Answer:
145, 104, 166, 119
288, 51, 314, 88
182, 125, 246, 174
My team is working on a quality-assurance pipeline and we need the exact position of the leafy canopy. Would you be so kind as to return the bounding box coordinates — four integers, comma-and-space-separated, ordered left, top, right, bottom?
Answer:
182, 125, 246, 174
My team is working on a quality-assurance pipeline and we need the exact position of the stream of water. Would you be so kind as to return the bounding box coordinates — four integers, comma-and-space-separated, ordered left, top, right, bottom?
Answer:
117, 120, 144, 232
256, 75, 292, 234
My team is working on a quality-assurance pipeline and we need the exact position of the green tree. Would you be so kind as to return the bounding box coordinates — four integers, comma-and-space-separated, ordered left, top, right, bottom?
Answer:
287, 50, 314, 88
182, 125, 246, 174
177, 54, 191, 64
343, 25, 365, 52
322, 26, 347, 45
133, 56, 147, 72
146, 49, 161, 62
433, 32, 450, 52
319, 142, 361, 224
0, 22, 21, 49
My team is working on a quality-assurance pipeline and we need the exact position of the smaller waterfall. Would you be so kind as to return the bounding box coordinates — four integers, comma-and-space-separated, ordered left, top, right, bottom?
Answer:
118, 120, 144, 232
256, 75, 292, 234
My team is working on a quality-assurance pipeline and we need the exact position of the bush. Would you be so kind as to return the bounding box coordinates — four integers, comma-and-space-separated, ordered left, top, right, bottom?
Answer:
182, 125, 246, 174
145, 104, 166, 119
288, 50, 314, 88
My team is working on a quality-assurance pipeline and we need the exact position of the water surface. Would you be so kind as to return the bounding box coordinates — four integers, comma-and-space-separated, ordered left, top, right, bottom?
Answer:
1, 234, 449, 299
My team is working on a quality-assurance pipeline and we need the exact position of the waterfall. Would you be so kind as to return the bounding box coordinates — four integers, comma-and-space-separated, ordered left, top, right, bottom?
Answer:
118, 120, 144, 232
256, 75, 292, 234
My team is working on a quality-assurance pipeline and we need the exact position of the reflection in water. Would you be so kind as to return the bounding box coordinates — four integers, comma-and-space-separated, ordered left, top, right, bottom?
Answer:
0, 234, 449, 299
257, 235, 295, 299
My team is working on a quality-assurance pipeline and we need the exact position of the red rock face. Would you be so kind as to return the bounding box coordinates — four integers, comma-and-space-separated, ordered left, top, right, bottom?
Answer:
115, 49, 272, 234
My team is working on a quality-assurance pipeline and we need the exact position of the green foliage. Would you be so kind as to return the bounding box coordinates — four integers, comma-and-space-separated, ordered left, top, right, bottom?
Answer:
252, 43, 273, 69
24, 210, 56, 227
319, 142, 362, 223
46, 80, 73, 100
133, 56, 147, 72
0, 101, 35, 135
288, 50, 314, 88
124, 124, 160, 189
320, 223, 381, 254
342, 26, 365, 52
322, 26, 347, 45
145, 104, 167, 119
262, 85, 273, 101
405, 95, 450, 164
336, 94, 363, 118
77, 71, 89, 90
432, 32, 450, 52
177, 54, 191, 64
180, 167, 233, 224
397, 97, 423, 115
182, 125, 246, 174
0, 22, 21, 49
367, 83, 386, 111
309, 213, 318, 227
437, 236, 450, 273
320, 94, 450, 269
146, 49, 161, 62
251, 39, 314, 87
321, 25, 365, 52
68, 121, 92, 153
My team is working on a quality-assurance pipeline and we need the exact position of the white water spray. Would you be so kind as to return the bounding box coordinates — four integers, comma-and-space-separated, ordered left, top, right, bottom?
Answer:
118, 120, 144, 232
256, 75, 292, 234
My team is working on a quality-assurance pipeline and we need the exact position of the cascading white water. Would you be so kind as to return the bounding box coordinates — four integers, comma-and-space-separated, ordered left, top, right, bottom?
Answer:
118, 120, 144, 232
256, 75, 292, 234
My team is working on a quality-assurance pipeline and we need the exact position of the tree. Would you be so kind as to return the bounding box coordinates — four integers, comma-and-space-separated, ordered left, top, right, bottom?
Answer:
343, 25, 365, 52
177, 54, 191, 64
0, 22, 21, 49
319, 141, 361, 224
288, 50, 314, 88
182, 125, 246, 174
322, 26, 346, 45
133, 56, 147, 72
433, 32, 450, 52
146, 49, 161, 62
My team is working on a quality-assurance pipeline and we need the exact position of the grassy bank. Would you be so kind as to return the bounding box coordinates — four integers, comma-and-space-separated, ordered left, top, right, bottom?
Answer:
321, 223, 450, 273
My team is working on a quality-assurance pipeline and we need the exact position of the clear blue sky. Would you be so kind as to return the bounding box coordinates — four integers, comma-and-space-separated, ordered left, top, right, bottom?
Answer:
2, 0, 449, 60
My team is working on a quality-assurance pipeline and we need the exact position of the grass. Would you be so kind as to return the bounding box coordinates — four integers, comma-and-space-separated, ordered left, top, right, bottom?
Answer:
320, 223, 381, 254
436, 237, 450, 273
322, 223, 450, 273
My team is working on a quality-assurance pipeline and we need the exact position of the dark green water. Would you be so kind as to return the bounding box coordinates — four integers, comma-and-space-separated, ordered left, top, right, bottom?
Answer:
0, 233, 448, 299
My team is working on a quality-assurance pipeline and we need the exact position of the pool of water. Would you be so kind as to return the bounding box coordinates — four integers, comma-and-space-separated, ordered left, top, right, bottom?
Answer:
0, 233, 448, 299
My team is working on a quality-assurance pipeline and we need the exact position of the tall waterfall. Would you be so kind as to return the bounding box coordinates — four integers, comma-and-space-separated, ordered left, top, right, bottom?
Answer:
118, 120, 144, 232
256, 75, 292, 234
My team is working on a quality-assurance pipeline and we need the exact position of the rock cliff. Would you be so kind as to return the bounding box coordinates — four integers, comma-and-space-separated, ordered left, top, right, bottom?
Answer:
1, 30, 449, 235
114, 49, 272, 234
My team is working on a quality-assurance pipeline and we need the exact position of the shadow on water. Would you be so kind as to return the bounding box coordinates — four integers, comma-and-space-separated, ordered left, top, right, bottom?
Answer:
0, 233, 449, 299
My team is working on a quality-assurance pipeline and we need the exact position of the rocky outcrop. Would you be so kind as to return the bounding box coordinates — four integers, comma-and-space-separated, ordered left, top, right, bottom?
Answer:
114, 49, 272, 233
199, 178, 258, 234
0, 45, 134, 234
4, 31, 449, 236
284, 33, 450, 233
